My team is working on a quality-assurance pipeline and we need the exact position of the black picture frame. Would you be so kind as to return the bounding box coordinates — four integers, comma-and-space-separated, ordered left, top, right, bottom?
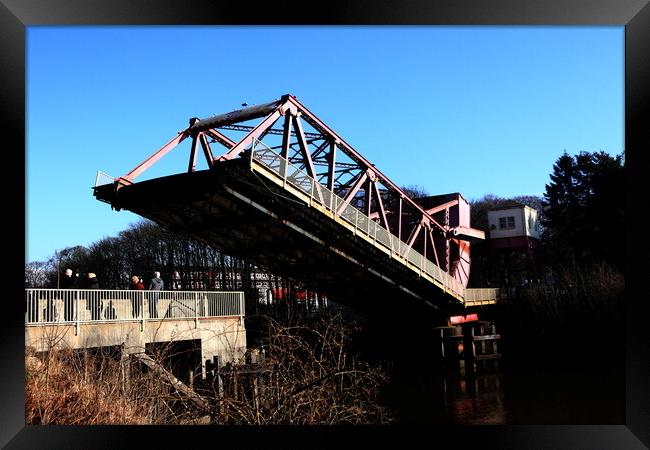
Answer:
5, 0, 648, 448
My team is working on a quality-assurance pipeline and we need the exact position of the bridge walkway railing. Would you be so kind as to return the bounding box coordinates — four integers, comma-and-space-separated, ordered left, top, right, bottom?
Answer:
250, 141, 466, 302
463, 288, 506, 307
25, 289, 245, 330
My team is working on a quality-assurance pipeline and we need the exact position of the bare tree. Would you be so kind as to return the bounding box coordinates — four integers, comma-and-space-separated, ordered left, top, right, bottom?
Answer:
25, 261, 51, 288
212, 314, 392, 425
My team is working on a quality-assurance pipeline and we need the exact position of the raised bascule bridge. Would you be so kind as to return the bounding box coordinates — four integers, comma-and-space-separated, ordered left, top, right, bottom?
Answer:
94, 94, 498, 322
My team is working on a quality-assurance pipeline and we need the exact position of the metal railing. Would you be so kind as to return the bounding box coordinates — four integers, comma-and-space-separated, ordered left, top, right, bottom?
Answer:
463, 288, 505, 306
94, 171, 115, 187
251, 141, 466, 299
25, 289, 245, 326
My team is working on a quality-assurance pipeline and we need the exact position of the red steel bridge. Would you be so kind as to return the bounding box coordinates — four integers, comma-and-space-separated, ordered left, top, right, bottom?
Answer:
94, 94, 491, 318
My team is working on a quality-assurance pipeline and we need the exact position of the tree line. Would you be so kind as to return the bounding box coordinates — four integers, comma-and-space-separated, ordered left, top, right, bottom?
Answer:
24, 220, 303, 319
467, 150, 624, 286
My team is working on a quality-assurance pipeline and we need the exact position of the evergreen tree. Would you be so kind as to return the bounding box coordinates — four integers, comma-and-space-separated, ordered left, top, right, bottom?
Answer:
542, 150, 624, 271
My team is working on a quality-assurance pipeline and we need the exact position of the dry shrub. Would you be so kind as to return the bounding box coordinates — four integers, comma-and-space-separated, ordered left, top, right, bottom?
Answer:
213, 314, 393, 425
25, 315, 394, 425
517, 262, 624, 328
506, 262, 625, 367
25, 345, 197, 425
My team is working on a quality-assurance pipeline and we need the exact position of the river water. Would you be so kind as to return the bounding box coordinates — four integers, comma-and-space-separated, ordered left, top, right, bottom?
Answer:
380, 368, 625, 424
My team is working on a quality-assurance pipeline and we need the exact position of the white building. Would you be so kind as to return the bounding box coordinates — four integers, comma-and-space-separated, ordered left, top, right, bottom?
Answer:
487, 204, 541, 240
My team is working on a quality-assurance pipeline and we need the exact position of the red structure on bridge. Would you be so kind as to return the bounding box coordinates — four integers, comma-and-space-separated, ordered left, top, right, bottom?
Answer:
94, 94, 485, 316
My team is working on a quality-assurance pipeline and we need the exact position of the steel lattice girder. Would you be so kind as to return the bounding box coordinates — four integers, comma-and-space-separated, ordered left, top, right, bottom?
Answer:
104, 94, 484, 292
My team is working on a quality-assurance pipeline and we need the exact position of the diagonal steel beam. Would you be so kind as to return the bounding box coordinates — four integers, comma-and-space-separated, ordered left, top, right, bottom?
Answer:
292, 112, 324, 205
398, 197, 403, 241
334, 168, 358, 185
402, 223, 422, 259
373, 181, 390, 233
429, 229, 440, 267
292, 114, 319, 179
281, 111, 292, 160
286, 95, 451, 234
204, 129, 236, 149
365, 178, 373, 216
199, 133, 215, 169
218, 109, 283, 161
327, 141, 337, 192
425, 199, 459, 215
123, 131, 189, 182
188, 134, 200, 173
311, 140, 331, 161
336, 172, 367, 216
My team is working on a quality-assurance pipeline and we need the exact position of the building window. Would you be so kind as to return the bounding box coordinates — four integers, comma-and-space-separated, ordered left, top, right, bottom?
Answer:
499, 216, 515, 230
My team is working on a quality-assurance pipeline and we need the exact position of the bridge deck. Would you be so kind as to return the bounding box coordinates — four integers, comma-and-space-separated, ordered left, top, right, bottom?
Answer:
94, 145, 500, 316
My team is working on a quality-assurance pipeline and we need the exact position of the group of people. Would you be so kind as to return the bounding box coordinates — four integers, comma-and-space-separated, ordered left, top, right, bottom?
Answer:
59, 269, 164, 291
41, 270, 100, 321
60, 269, 99, 290
129, 272, 165, 318
55, 269, 165, 321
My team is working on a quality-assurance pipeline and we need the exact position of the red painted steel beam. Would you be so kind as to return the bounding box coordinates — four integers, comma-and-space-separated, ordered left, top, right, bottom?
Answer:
448, 226, 485, 240
333, 168, 359, 188
373, 181, 390, 233
218, 123, 322, 139
425, 199, 459, 215
423, 224, 427, 261
453, 240, 471, 284
188, 98, 286, 133
428, 215, 446, 232
444, 208, 451, 270
123, 131, 189, 182
117, 94, 473, 283
429, 229, 440, 266
286, 95, 447, 233
270, 139, 325, 155
398, 197, 403, 241
293, 114, 324, 205
365, 178, 373, 216
310, 140, 331, 161
218, 109, 283, 161
199, 133, 215, 169
292, 116, 317, 176
336, 172, 367, 216
204, 129, 236, 149
281, 111, 292, 160
402, 223, 422, 258
188, 135, 199, 173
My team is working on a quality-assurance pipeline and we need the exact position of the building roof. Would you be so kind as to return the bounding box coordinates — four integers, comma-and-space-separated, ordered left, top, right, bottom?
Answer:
488, 203, 537, 213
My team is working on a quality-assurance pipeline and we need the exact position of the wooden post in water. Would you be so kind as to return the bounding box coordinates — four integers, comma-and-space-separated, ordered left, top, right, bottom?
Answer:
437, 320, 503, 377
462, 324, 476, 378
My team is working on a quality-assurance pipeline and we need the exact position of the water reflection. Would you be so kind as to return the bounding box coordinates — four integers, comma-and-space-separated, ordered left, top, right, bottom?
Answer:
381, 369, 508, 424
441, 374, 507, 425
382, 368, 624, 424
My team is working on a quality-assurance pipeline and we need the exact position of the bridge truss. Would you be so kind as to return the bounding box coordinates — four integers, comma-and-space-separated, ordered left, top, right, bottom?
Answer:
94, 94, 486, 316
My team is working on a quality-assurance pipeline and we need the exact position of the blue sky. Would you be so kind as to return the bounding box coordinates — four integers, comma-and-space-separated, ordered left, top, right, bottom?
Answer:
26, 26, 624, 264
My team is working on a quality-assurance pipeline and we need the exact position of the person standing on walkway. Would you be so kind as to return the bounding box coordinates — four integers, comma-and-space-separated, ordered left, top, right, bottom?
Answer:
60, 268, 78, 321
148, 271, 164, 318
87, 272, 101, 320
130, 275, 145, 318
